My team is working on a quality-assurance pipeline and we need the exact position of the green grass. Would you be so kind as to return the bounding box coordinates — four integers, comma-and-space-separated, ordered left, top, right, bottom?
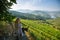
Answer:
21, 19, 60, 40
46, 18, 60, 30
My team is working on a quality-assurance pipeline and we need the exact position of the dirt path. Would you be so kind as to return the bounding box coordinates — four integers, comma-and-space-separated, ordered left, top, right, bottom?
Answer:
22, 31, 34, 40
24, 31, 34, 40
22, 32, 28, 40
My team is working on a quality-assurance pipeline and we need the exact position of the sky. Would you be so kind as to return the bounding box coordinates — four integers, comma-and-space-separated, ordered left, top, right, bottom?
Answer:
11, 0, 60, 11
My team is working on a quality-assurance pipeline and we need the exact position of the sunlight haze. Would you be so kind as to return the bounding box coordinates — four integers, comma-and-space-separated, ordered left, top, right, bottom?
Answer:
11, 0, 60, 11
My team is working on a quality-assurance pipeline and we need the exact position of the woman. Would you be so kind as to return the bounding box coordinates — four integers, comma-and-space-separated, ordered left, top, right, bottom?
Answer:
15, 18, 22, 40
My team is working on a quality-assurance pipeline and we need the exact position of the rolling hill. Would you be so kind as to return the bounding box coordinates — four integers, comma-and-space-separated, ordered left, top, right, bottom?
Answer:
21, 19, 60, 40
9, 10, 60, 20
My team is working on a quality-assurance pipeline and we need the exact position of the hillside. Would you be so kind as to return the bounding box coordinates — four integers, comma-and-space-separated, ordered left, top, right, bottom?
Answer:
1, 10, 60, 40
46, 18, 60, 30
9, 10, 51, 20
21, 19, 60, 40
18, 9, 60, 18
0, 18, 60, 40
9, 10, 60, 20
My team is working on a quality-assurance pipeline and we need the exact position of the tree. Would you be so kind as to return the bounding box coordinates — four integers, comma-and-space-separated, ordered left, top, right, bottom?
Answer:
0, 0, 16, 22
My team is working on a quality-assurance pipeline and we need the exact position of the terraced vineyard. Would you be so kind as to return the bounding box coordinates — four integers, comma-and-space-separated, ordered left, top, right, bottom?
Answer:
46, 18, 60, 30
21, 19, 60, 40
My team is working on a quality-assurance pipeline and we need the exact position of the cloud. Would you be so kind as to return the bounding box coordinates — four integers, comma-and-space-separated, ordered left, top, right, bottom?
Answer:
10, 0, 42, 10
11, 2, 38, 10
10, 0, 60, 11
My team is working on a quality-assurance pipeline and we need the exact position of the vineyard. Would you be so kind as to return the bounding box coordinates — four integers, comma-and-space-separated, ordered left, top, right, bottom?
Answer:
0, 19, 60, 40
21, 19, 60, 40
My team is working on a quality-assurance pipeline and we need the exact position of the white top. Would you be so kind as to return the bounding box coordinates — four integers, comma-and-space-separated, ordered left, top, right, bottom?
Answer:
18, 24, 22, 34
17, 23, 24, 36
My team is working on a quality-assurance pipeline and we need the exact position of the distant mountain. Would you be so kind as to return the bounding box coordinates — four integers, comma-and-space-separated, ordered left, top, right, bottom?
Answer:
18, 9, 33, 13
18, 9, 60, 18
9, 10, 40, 20
47, 17, 60, 30
48, 11, 60, 18
9, 10, 60, 20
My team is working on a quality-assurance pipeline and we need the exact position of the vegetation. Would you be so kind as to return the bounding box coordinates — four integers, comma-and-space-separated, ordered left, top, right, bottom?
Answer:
9, 10, 52, 20
9, 10, 60, 20
0, 0, 16, 22
0, 0, 16, 40
21, 19, 60, 40
46, 18, 60, 30
0, 17, 60, 40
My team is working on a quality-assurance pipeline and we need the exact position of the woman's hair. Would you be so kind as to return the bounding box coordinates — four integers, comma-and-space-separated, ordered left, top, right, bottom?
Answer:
15, 18, 20, 29
15, 18, 21, 24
